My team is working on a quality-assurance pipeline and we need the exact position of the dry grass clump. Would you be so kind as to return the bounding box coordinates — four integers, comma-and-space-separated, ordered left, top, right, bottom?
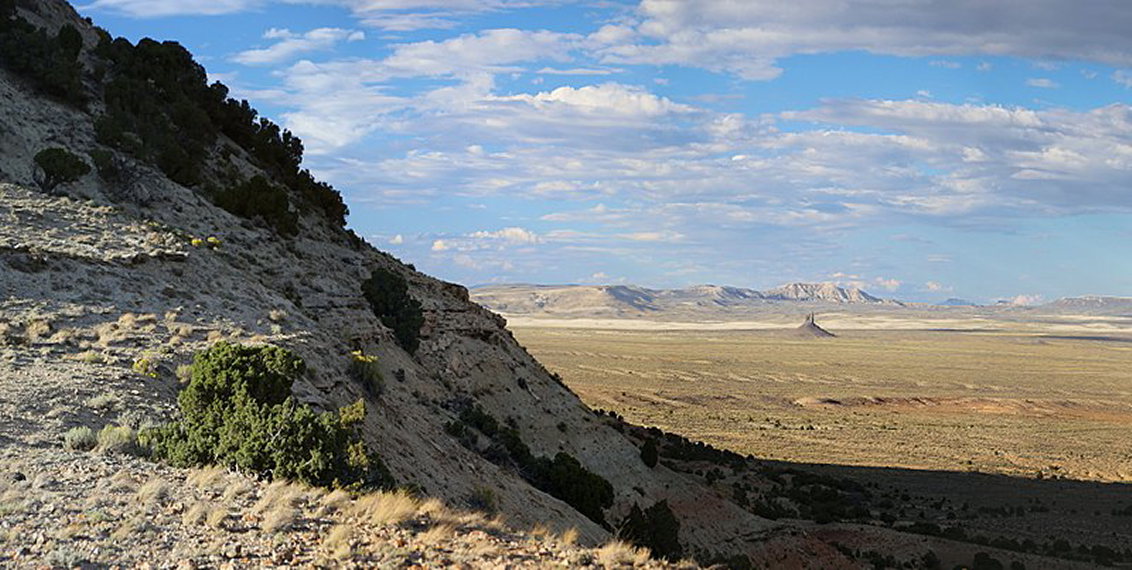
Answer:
261, 504, 298, 533
187, 466, 226, 492
253, 480, 307, 515
111, 514, 154, 541
96, 313, 158, 347
315, 488, 352, 518
96, 425, 144, 456
205, 506, 229, 529
0, 487, 28, 516
70, 349, 105, 364
323, 524, 353, 560
63, 426, 97, 451
596, 540, 652, 568
349, 490, 419, 527
221, 480, 252, 503
137, 478, 169, 505
86, 392, 120, 412
560, 527, 579, 546
106, 471, 136, 494
24, 319, 52, 342
182, 502, 210, 526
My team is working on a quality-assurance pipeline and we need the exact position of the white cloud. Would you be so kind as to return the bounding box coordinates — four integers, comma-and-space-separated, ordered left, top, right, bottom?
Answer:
603, 0, 1132, 79
234, 27, 365, 65
535, 67, 621, 76
382, 29, 581, 77
498, 83, 693, 117
390, 234, 404, 244
1025, 77, 1059, 89
618, 230, 684, 242
431, 239, 450, 251
925, 281, 946, 292
469, 227, 541, 245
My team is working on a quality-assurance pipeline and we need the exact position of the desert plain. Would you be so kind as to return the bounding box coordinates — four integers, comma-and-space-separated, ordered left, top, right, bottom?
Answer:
507, 308, 1132, 483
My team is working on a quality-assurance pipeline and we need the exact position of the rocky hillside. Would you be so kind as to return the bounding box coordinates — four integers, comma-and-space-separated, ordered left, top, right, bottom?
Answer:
471, 282, 894, 320
762, 283, 883, 304
0, 2, 1108, 568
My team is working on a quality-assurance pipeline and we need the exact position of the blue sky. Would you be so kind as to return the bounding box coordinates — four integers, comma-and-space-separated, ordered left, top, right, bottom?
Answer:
76, 0, 1132, 303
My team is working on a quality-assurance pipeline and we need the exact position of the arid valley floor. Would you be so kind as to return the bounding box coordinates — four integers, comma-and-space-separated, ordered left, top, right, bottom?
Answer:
509, 315, 1132, 482
505, 309, 1132, 557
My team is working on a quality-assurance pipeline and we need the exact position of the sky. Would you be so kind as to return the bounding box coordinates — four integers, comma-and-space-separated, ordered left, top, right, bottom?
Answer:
74, 0, 1132, 303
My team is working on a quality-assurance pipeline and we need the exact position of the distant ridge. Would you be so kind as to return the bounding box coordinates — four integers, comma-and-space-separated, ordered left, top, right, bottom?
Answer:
471, 282, 899, 318
1042, 295, 1132, 314
938, 298, 979, 306
764, 282, 882, 304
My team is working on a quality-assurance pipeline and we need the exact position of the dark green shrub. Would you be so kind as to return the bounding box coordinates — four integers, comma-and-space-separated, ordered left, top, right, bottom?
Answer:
145, 342, 393, 490
213, 175, 299, 236
618, 500, 682, 560
972, 552, 1004, 570
535, 452, 615, 527
362, 268, 423, 354
57, 24, 82, 60
89, 148, 122, 182
450, 404, 614, 527
0, 14, 85, 104
640, 438, 658, 468
34, 148, 89, 192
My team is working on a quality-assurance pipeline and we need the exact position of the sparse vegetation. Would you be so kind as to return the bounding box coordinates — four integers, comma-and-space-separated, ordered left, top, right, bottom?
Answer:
97, 424, 145, 456
350, 350, 383, 395
640, 438, 658, 468
362, 268, 424, 354
447, 404, 614, 527
0, 13, 85, 105
213, 175, 299, 236
87, 392, 120, 412
33, 148, 90, 193
618, 500, 682, 561
63, 426, 97, 451
87, 32, 348, 223
145, 342, 394, 490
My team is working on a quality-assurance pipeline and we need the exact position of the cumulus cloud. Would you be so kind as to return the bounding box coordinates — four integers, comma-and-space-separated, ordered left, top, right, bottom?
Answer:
389, 234, 404, 244
469, 227, 541, 245
234, 27, 365, 65
602, 0, 1132, 79
924, 281, 952, 292
498, 83, 693, 117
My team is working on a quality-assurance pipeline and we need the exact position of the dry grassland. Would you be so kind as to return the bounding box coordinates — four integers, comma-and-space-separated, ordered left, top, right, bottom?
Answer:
512, 326, 1132, 482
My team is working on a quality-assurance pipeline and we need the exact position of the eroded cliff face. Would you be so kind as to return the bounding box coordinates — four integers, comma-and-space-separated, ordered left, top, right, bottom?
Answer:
0, 0, 785, 562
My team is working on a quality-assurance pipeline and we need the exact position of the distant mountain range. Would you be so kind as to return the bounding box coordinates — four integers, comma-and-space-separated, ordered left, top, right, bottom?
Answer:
471, 285, 1132, 319
470, 282, 899, 318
